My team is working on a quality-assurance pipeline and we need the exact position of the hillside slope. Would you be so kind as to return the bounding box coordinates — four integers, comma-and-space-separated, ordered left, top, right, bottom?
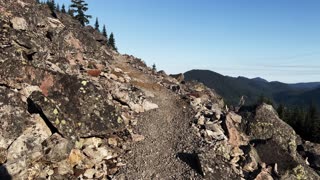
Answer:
184, 69, 320, 106
0, 1, 319, 179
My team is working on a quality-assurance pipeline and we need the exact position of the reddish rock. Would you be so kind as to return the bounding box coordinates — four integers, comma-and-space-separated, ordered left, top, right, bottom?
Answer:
87, 69, 101, 77
225, 113, 248, 147
39, 74, 54, 97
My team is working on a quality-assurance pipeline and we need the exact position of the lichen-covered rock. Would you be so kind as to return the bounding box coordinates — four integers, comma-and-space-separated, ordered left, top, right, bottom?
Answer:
0, 87, 36, 150
0, 63, 124, 139
247, 104, 297, 155
42, 133, 72, 162
197, 145, 240, 179
241, 104, 320, 179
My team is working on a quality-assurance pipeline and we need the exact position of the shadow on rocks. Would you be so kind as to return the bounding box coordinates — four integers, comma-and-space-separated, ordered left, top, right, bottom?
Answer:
177, 152, 203, 176
0, 166, 12, 180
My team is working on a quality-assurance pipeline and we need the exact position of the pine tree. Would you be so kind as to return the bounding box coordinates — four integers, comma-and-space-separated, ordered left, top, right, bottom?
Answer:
47, 0, 55, 12
70, 0, 92, 26
68, 8, 74, 17
56, 3, 60, 12
61, 4, 66, 13
152, 64, 157, 71
108, 32, 117, 51
95, 17, 100, 32
36, 0, 40, 4
102, 25, 108, 40
277, 104, 285, 120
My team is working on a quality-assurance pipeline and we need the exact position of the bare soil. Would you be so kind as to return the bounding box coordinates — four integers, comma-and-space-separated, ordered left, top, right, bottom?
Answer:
113, 57, 203, 179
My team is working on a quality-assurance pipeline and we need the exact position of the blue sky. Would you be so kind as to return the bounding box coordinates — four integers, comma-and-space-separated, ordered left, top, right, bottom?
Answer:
55, 0, 320, 83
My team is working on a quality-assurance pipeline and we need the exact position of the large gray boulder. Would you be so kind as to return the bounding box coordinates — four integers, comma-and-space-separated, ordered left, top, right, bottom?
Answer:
242, 104, 320, 179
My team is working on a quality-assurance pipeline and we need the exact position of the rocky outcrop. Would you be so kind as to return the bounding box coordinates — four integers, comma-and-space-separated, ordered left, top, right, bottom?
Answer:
239, 104, 320, 179
0, 0, 157, 178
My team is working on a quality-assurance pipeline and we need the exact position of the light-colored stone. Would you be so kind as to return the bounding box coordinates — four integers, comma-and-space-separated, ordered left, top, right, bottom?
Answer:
109, 74, 118, 81
198, 116, 205, 125
11, 17, 28, 30
19, 86, 42, 102
191, 98, 202, 107
131, 133, 145, 142
114, 68, 123, 73
68, 149, 83, 167
142, 100, 159, 111
225, 113, 248, 147
47, 169, 54, 176
230, 147, 244, 157
47, 17, 65, 32
56, 159, 73, 175
84, 168, 96, 178
7, 115, 51, 162
83, 146, 116, 164
108, 137, 118, 146
82, 137, 103, 149
117, 77, 124, 83
254, 169, 273, 180
228, 112, 242, 123
129, 103, 144, 113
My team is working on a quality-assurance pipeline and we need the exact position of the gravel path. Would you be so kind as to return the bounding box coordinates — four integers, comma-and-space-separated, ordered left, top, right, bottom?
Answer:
113, 57, 203, 179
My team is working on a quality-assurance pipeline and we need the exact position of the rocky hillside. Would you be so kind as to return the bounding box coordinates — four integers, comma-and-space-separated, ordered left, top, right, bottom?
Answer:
0, 0, 319, 179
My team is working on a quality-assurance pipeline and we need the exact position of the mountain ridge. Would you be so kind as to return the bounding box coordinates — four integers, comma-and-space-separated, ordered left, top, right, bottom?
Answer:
184, 69, 320, 106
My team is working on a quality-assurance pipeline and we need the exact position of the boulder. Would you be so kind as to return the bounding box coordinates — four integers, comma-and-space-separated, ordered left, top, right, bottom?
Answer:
242, 145, 261, 173
169, 73, 184, 83
197, 145, 241, 179
300, 141, 320, 171
142, 100, 159, 111
68, 149, 84, 168
0, 63, 124, 139
0, 87, 51, 177
84, 168, 96, 179
225, 112, 249, 147
242, 104, 320, 178
42, 133, 72, 162
11, 17, 28, 30
82, 146, 116, 165
247, 104, 297, 155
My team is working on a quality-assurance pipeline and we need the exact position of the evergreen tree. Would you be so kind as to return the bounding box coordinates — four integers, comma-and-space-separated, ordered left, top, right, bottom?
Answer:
47, 0, 55, 12
152, 64, 157, 71
36, 0, 40, 4
61, 4, 66, 13
257, 94, 273, 106
277, 104, 285, 120
70, 0, 92, 26
68, 8, 74, 17
108, 32, 117, 51
95, 17, 100, 32
102, 25, 108, 39
56, 3, 60, 12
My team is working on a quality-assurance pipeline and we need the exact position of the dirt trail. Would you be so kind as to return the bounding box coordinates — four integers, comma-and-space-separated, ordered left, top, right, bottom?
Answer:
113, 56, 202, 179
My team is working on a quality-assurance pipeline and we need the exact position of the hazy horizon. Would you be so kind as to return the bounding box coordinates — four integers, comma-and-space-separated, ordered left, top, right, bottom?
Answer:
56, 0, 320, 83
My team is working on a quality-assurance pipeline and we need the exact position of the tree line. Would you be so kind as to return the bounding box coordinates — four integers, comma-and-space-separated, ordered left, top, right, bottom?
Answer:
277, 103, 320, 143
36, 0, 117, 51
258, 95, 320, 143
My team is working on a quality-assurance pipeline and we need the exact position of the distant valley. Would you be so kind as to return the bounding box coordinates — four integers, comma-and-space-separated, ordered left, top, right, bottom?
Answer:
184, 69, 320, 107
